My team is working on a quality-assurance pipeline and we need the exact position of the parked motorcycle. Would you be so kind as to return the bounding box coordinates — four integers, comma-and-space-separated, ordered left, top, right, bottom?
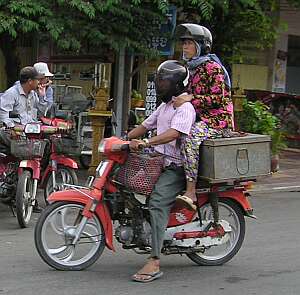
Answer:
0, 122, 77, 228
34, 136, 256, 270
39, 116, 78, 204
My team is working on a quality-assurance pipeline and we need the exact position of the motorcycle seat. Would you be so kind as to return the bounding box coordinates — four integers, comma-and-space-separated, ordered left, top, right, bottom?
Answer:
55, 111, 72, 120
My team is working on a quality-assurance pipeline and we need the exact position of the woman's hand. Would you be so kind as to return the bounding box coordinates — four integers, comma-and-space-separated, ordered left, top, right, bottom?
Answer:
173, 94, 193, 108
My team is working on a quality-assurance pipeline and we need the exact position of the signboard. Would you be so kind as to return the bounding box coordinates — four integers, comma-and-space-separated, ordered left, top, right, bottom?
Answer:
272, 50, 287, 93
145, 73, 157, 117
148, 6, 177, 56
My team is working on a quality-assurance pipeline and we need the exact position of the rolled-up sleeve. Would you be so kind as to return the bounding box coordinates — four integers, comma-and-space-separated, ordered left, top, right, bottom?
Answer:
142, 103, 164, 130
171, 103, 196, 135
0, 92, 15, 127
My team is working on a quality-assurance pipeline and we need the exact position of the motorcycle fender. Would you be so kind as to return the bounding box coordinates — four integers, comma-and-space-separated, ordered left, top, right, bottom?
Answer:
18, 160, 40, 179
198, 189, 254, 216
40, 156, 78, 188
51, 154, 78, 169
48, 190, 115, 251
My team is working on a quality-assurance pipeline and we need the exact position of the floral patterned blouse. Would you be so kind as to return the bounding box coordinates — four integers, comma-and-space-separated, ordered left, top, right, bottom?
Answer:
188, 60, 234, 130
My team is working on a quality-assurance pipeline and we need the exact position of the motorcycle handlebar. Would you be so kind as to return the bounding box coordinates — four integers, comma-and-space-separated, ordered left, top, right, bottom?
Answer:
121, 144, 130, 152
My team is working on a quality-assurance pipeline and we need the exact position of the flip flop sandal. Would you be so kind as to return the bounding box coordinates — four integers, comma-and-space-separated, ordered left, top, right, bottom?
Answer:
176, 195, 197, 211
132, 271, 163, 283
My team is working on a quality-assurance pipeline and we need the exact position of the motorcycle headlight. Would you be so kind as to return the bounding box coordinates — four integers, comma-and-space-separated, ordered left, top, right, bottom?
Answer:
25, 123, 41, 134
98, 139, 107, 153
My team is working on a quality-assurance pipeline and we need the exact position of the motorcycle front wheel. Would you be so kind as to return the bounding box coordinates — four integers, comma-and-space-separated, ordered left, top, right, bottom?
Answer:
187, 198, 245, 266
34, 201, 105, 271
44, 166, 78, 205
15, 170, 34, 228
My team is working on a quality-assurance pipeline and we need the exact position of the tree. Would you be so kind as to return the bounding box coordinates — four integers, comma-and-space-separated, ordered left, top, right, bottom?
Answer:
1, 0, 300, 86
0, 0, 168, 86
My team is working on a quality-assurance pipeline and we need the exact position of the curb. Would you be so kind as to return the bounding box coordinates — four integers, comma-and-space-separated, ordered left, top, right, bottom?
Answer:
248, 183, 300, 194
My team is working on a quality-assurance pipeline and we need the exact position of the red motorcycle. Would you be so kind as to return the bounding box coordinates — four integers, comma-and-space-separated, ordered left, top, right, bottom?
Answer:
0, 122, 77, 228
34, 136, 256, 270
39, 116, 78, 203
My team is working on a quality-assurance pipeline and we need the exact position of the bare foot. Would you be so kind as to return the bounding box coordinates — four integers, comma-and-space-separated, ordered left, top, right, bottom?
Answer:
132, 258, 160, 281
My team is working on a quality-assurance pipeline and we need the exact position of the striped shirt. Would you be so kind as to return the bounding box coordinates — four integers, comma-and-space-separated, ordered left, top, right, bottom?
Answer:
142, 99, 196, 166
0, 83, 47, 127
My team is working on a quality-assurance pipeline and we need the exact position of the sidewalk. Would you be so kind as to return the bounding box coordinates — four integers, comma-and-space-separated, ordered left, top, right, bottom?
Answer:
250, 148, 300, 193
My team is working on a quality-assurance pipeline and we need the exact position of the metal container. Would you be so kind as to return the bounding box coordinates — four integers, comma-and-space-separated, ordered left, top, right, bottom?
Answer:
198, 133, 271, 183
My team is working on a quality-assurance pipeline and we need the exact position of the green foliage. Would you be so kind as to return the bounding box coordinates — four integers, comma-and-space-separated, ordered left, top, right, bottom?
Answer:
237, 100, 287, 155
0, 0, 300, 66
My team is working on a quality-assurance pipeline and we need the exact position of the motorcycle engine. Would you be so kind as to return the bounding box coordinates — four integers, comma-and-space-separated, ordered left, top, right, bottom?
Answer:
115, 220, 152, 247
115, 225, 134, 245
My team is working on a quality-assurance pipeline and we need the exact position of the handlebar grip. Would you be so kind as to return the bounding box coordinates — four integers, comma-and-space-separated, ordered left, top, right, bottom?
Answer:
121, 144, 130, 151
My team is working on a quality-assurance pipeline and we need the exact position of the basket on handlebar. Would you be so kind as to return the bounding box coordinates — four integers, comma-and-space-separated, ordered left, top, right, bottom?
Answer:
52, 136, 79, 155
10, 139, 47, 159
116, 152, 164, 196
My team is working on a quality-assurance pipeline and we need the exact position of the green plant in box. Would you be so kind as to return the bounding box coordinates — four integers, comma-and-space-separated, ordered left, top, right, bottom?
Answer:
237, 100, 286, 155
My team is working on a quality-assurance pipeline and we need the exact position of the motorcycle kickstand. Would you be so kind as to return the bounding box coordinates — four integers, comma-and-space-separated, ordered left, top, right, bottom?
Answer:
9, 205, 16, 217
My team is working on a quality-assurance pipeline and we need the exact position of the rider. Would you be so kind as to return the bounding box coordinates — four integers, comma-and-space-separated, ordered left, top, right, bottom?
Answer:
128, 60, 196, 283
0, 66, 45, 212
33, 62, 54, 110
0, 66, 45, 129
173, 23, 234, 210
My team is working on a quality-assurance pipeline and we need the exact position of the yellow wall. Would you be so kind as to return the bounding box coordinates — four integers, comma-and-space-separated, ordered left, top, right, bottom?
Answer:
232, 64, 269, 92
0, 49, 7, 92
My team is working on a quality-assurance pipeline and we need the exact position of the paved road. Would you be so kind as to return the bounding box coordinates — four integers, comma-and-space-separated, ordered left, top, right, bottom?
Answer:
0, 191, 300, 295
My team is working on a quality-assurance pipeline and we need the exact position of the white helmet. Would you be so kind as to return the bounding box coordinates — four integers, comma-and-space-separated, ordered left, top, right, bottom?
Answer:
33, 62, 54, 77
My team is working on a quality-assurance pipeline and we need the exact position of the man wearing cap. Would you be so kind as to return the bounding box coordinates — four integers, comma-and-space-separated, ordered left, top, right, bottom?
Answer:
0, 66, 45, 128
0, 66, 45, 213
34, 62, 54, 108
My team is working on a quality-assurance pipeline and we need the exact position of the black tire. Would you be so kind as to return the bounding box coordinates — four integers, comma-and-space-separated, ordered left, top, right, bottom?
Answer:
79, 154, 91, 169
187, 198, 245, 266
44, 166, 78, 205
15, 170, 34, 228
34, 201, 106, 271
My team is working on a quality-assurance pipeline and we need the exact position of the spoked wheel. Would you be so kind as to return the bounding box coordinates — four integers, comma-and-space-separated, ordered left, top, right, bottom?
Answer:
15, 170, 34, 228
44, 166, 78, 205
187, 198, 245, 266
34, 201, 105, 270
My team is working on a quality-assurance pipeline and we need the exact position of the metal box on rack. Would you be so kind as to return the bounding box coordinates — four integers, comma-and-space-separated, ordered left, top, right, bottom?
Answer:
198, 133, 271, 183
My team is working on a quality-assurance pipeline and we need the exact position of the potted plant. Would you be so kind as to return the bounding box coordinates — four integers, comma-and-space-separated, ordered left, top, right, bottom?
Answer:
236, 100, 287, 172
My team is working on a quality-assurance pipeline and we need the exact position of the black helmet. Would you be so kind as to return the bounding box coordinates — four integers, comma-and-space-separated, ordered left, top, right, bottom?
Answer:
175, 23, 212, 54
155, 60, 189, 103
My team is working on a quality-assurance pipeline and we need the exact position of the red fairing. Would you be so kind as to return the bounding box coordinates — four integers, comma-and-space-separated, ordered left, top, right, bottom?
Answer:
103, 137, 129, 164
18, 160, 41, 179
168, 207, 196, 227
48, 189, 115, 251
51, 154, 78, 169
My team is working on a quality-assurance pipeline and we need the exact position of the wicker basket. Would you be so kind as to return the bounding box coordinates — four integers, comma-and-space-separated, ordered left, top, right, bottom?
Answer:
116, 153, 164, 196
11, 139, 47, 159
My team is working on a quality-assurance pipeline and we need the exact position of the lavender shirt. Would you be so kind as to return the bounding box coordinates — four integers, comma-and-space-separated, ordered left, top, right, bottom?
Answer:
142, 100, 196, 166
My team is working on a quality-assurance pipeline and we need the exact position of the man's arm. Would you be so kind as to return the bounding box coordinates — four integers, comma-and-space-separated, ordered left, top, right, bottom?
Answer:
148, 128, 179, 145
128, 104, 163, 140
128, 125, 147, 140
0, 93, 15, 127
33, 91, 48, 117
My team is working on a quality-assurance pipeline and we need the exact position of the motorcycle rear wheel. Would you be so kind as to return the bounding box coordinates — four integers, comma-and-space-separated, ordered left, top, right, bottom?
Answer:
186, 198, 245, 266
34, 201, 105, 271
15, 170, 34, 228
